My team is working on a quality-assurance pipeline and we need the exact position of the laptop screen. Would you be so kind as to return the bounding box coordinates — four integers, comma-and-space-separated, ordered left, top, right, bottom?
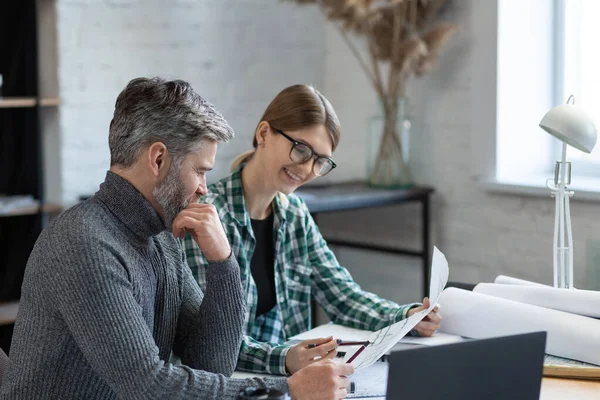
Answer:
386, 331, 547, 400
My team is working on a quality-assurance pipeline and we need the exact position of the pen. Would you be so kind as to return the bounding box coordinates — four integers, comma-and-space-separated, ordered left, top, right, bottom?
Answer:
307, 340, 370, 349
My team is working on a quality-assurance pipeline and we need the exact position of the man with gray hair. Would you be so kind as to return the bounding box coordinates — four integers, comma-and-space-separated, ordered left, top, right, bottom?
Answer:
0, 77, 353, 399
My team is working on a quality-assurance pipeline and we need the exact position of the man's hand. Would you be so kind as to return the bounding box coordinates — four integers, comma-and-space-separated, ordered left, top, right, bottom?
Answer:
288, 359, 354, 400
286, 337, 339, 375
407, 297, 442, 337
171, 203, 231, 261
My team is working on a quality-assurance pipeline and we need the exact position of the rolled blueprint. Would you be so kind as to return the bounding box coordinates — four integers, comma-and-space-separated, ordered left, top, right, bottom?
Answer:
474, 283, 600, 318
494, 275, 550, 287
438, 288, 600, 366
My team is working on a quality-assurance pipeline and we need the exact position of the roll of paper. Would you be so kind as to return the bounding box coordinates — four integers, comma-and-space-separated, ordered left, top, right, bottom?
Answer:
494, 275, 550, 287
438, 288, 600, 366
474, 283, 600, 318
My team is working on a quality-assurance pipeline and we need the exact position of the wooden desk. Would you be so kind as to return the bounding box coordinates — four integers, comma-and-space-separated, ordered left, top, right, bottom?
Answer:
541, 377, 600, 399
355, 378, 600, 399
296, 182, 435, 298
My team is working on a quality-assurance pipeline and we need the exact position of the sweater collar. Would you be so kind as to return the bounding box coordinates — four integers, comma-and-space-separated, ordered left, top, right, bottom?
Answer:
96, 171, 166, 240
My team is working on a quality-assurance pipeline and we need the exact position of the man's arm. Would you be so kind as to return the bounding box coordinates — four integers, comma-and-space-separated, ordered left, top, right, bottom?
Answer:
46, 232, 274, 399
180, 218, 291, 376
174, 253, 245, 376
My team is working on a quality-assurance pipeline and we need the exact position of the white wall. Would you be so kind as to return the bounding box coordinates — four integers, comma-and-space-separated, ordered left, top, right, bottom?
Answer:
49, 1, 600, 309
54, 0, 325, 204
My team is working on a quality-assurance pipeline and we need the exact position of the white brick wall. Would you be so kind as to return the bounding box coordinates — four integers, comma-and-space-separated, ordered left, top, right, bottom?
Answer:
50, 0, 600, 309
55, 0, 325, 204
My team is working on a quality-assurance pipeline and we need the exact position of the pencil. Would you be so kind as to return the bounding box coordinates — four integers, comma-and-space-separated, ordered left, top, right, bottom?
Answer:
346, 345, 367, 364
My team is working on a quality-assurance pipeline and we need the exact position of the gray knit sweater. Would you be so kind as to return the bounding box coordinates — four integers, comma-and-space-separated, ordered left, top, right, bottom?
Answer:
0, 172, 288, 399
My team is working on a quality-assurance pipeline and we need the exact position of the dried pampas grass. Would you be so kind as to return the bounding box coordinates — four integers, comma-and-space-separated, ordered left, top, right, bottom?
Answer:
284, 0, 460, 186
286, 0, 458, 100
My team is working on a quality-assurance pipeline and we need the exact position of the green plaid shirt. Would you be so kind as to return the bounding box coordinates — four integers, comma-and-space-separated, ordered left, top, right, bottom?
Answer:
182, 166, 418, 375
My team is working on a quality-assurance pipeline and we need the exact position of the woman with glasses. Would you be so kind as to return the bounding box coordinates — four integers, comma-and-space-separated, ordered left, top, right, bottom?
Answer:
182, 84, 441, 376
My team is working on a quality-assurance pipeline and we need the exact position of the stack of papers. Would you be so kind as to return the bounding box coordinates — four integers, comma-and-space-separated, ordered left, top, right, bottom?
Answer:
0, 195, 38, 214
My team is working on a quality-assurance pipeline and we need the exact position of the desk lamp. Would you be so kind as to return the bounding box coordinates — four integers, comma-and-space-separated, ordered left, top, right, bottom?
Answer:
539, 95, 597, 289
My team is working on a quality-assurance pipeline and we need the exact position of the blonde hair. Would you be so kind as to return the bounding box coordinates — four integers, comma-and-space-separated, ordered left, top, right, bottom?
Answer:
231, 84, 341, 171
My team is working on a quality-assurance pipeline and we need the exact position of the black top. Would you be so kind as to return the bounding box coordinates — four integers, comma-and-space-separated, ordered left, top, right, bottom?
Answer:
250, 212, 276, 317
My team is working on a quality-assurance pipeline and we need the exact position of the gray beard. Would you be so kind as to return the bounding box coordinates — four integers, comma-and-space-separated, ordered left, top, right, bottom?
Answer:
153, 163, 191, 229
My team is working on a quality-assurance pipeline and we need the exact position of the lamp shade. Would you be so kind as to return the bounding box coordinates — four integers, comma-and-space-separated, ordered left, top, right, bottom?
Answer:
539, 104, 598, 153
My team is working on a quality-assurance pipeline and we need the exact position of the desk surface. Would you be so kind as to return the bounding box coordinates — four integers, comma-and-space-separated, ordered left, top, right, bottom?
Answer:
296, 181, 434, 213
540, 377, 600, 399
358, 378, 600, 399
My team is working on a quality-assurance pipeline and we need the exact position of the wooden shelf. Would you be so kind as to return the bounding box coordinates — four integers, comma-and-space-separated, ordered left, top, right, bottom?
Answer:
0, 301, 19, 326
0, 97, 36, 108
39, 97, 61, 107
0, 97, 61, 108
0, 203, 63, 217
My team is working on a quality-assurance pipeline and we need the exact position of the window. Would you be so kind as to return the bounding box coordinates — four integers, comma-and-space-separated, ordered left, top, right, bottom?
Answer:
560, 0, 600, 176
492, 0, 600, 195
496, 0, 555, 185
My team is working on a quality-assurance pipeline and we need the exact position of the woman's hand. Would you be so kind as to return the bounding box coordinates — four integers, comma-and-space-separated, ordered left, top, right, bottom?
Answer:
407, 297, 442, 337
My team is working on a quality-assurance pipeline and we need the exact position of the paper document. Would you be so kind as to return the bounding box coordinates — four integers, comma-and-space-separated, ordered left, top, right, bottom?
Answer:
438, 287, 600, 366
289, 323, 371, 343
347, 246, 449, 369
474, 282, 600, 318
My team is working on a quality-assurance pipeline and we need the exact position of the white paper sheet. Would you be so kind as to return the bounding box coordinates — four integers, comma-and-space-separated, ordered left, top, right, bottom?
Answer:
347, 246, 449, 369
346, 361, 388, 398
474, 282, 600, 318
438, 287, 600, 366
493, 275, 550, 287
288, 323, 371, 343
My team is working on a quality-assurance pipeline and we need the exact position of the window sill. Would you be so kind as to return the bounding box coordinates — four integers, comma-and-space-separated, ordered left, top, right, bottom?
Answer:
480, 175, 600, 203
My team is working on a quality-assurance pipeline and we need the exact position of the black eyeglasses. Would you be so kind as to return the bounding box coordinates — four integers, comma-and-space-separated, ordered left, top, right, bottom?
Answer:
273, 128, 337, 177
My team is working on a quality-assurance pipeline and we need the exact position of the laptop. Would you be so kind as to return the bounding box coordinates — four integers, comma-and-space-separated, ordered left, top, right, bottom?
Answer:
386, 331, 547, 400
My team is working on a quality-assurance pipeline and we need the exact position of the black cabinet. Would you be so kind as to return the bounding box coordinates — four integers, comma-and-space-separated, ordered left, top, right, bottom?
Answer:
0, 0, 60, 354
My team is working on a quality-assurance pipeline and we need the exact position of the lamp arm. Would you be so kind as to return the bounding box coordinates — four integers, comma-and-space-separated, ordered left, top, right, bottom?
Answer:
565, 193, 574, 288
553, 191, 560, 288
558, 142, 568, 288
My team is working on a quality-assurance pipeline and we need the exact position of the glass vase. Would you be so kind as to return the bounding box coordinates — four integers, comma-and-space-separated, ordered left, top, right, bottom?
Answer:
366, 97, 414, 189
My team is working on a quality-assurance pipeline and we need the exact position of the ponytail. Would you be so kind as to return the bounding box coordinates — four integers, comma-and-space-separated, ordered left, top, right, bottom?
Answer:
230, 149, 255, 172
